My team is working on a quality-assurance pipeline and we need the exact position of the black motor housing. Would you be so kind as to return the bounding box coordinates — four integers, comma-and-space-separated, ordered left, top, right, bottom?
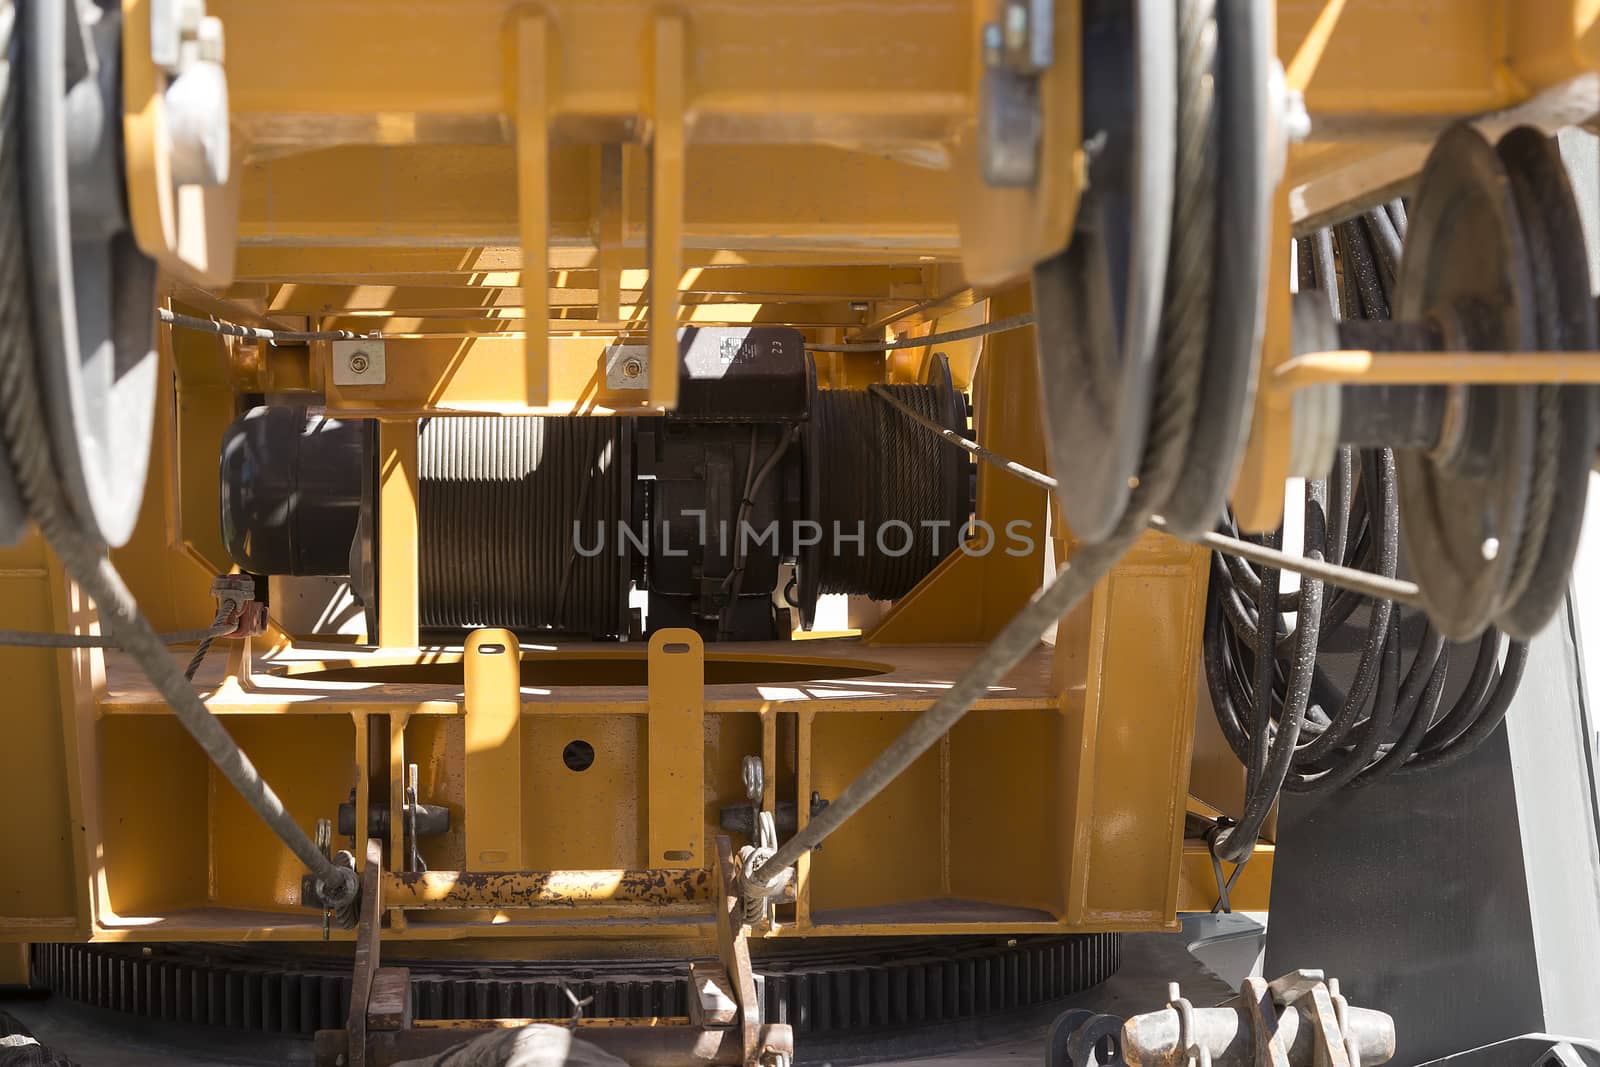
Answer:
219, 406, 366, 576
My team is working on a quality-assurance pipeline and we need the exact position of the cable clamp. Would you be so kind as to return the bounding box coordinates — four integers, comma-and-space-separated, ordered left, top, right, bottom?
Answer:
737, 810, 791, 925
209, 574, 265, 637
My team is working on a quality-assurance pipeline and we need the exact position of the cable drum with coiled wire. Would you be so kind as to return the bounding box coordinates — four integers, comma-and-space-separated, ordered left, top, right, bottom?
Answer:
796, 354, 970, 628
418, 416, 633, 640
1202, 211, 1529, 864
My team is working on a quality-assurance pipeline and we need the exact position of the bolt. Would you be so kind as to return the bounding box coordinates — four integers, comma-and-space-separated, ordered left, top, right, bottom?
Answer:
347, 351, 370, 375
1002, 1, 1029, 56
982, 22, 1004, 67
621, 357, 644, 380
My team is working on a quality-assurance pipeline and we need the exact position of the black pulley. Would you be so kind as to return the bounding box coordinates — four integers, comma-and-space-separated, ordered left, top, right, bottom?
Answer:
1031, 0, 1173, 543
1489, 127, 1597, 638
1392, 123, 1596, 640
220, 407, 367, 576
20, 0, 159, 547
0, 0, 26, 544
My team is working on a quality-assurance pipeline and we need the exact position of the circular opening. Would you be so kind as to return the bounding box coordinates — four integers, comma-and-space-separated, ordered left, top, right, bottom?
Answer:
563, 740, 596, 772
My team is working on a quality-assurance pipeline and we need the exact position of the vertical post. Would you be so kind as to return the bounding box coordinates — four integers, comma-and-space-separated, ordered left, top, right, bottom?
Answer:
388, 714, 409, 873
794, 710, 814, 930
464, 628, 522, 871
512, 12, 551, 406
597, 144, 625, 324
376, 419, 419, 648
647, 13, 685, 409
647, 628, 704, 868
351, 713, 370, 871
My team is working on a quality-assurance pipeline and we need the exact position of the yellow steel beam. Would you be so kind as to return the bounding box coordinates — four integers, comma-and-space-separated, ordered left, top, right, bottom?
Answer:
231, 248, 957, 281
209, 0, 970, 146
383, 869, 714, 909
310, 305, 881, 335
236, 270, 927, 308
647, 630, 705, 870
235, 145, 960, 256
597, 145, 627, 322
511, 12, 552, 408
316, 336, 658, 416
1062, 532, 1211, 929
464, 630, 524, 872
647, 13, 687, 409
376, 421, 421, 646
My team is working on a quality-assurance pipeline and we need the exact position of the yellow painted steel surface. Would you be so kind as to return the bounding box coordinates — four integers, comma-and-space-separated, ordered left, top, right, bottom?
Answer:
20, 0, 1600, 950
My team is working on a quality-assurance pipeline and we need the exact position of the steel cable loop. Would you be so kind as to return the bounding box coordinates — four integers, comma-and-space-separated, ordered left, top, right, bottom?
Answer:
183, 601, 237, 682
1203, 216, 1528, 810
0, 620, 229, 648
0, 9, 358, 913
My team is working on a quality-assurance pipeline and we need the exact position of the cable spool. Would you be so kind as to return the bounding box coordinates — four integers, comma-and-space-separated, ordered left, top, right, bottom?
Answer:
418, 416, 632, 640
796, 354, 969, 628
1202, 210, 1530, 865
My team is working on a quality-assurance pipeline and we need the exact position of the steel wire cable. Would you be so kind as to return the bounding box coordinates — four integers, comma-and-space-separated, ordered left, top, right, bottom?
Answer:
0, 6, 359, 915
1203, 213, 1528, 829
755, 0, 1219, 882
0, 621, 228, 649
810, 382, 961, 600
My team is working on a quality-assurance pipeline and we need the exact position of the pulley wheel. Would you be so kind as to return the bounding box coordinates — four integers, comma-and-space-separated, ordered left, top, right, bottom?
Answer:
1393, 124, 1538, 640
1031, 0, 1174, 542
22, 0, 158, 547
1158, 0, 1273, 536
0, 0, 32, 544
1492, 126, 1598, 638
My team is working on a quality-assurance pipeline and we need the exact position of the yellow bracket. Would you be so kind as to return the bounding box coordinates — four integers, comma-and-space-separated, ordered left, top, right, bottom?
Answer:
122, 0, 238, 285
464, 629, 524, 872
511, 11, 553, 407
648, 13, 687, 410
956, 0, 1083, 286
376, 420, 421, 648
648, 629, 704, 869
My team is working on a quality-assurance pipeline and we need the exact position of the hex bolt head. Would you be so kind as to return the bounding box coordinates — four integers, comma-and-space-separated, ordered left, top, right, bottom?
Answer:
621, 357, 644, 380
347, 351, 371, 375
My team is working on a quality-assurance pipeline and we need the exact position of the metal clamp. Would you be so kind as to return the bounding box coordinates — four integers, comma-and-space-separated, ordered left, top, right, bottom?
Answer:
978, 0, 1054, 186
210, 574, 266, 637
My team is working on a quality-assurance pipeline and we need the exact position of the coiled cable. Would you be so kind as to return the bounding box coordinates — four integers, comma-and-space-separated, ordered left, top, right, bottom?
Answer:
1204, 210, 1528, 866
